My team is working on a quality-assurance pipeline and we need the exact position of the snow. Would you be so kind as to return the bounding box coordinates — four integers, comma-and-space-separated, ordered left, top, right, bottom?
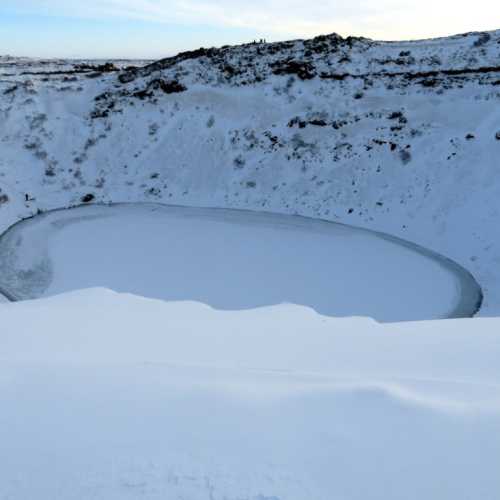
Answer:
1, 30, 500, 499
1, 288, 500, 499
0, 203, 481, 321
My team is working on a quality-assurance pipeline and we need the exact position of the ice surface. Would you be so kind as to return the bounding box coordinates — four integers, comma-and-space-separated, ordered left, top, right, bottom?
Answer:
0, 204, 481, 321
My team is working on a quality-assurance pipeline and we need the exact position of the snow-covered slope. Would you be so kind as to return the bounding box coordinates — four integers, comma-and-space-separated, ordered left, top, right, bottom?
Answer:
1, 288, 500, 500
1, 30, 500, 313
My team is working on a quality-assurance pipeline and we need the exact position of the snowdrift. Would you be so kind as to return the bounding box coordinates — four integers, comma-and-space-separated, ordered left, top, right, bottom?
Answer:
1, 288, 500, 499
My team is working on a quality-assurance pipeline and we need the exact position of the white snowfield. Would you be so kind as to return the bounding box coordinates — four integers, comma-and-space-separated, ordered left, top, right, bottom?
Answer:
1, 288, 500, 500
1, 30, 500, 500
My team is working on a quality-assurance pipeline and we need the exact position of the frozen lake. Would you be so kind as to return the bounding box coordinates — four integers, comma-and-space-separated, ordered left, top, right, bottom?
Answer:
0, 203, 482, 321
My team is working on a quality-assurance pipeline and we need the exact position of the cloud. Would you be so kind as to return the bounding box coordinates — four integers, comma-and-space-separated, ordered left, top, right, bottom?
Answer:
8, 0, 372, 35
4, 0, 499, 41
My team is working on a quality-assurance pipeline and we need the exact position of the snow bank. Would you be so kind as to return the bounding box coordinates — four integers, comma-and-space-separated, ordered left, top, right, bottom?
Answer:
1, 289, 499, 499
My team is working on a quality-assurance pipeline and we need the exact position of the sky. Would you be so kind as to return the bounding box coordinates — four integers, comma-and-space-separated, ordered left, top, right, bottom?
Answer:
0, 0, 498, 59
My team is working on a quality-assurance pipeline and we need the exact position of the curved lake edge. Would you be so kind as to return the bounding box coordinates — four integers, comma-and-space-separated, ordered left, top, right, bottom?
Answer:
0, 202, 484, 320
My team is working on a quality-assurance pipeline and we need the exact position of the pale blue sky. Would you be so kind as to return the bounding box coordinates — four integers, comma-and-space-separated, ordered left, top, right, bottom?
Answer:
1, 0, 498, 59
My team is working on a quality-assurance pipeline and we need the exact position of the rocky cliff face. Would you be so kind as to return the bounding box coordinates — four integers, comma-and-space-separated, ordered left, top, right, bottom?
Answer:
0, 30, 499, 313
